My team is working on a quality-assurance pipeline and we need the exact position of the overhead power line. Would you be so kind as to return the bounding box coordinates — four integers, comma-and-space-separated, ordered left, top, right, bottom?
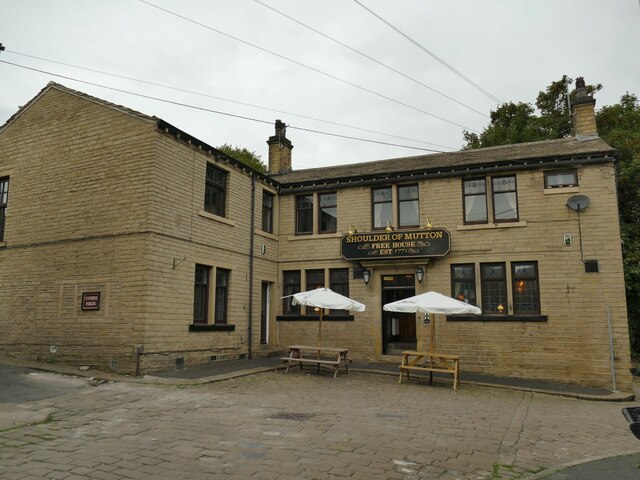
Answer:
254, 0, 489, 119
352, 0, 502, 105
5, 49, 455, 150
136, 0, 480, 133
0, 59, 448, 153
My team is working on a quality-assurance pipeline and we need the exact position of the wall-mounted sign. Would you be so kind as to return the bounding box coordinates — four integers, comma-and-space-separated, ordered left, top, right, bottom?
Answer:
340, 228, 451, 261
81, 292, 101, 311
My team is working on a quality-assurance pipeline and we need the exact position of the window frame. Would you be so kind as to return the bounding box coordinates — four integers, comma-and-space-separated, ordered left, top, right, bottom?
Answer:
318, 192, 337, 234
214, 268, 230, 325
204, 164, 227, 217
450, 263, 477, 306
480, 262, 508, 315
0, 177, 8, 242
491, 175, 519, 223
329, 268, 350, 316
283, 270, 301, 316
305, 269, 325, 316
397, 184, 420, 228
371, 186, 393, 230
544, 170, 578, 189
462, 178, 488, 225
295, 195, 313, 235
512, 262, 541, 315
193, 264, 211, 325
262, 190, 275, 233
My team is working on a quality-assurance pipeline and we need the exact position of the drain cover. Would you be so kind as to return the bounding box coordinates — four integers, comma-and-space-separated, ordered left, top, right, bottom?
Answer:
268, 412, 315, 421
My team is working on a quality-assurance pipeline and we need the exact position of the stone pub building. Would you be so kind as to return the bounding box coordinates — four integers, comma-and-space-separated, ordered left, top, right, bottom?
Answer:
0, 80, 631, 390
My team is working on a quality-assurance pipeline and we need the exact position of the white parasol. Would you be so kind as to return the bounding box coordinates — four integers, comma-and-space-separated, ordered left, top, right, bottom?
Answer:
383, 291, 481, 352
284, 288, 365, 346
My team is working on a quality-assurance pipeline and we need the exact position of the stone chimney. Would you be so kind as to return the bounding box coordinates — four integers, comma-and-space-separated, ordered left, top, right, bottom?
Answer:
571, 77, 598, 138
267, 119, 293, 174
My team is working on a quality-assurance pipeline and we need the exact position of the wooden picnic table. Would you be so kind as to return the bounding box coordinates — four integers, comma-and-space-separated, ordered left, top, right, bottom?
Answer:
398, 350, 460, 390
281, 345, 350, 379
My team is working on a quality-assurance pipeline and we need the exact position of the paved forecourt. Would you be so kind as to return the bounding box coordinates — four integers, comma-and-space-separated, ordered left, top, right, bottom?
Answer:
0, 370, 637, 479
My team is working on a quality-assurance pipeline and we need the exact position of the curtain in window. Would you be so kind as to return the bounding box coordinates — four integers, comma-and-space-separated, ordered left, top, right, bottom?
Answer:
373, 187, 392, 228
493, 176, 518, 221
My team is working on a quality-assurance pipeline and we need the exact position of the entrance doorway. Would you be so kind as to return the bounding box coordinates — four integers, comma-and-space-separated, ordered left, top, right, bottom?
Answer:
381, 274, 416, 355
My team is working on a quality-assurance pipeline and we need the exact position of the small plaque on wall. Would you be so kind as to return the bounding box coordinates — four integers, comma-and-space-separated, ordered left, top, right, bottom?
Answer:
81, 292, 101, 311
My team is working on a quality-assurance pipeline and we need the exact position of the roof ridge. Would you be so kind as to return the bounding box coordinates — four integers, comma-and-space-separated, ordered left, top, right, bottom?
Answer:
45, 81, 157, 123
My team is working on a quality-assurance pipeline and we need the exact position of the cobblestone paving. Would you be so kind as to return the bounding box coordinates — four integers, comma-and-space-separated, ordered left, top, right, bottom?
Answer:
0, 371, 636, 479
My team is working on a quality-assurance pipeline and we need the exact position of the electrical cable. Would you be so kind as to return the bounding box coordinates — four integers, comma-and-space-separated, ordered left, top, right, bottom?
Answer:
352, 0, 501, 104
136, 0, 480, 133
0, 59, 447, 153
4, 49, 455, 150
254, 0, 489, 119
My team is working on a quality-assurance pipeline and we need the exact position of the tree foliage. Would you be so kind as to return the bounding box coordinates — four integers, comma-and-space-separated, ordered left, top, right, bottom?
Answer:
463, 75, 601, 148
597, 94, 640, 354
463, 77, 640, 356
217, 144, 267, 174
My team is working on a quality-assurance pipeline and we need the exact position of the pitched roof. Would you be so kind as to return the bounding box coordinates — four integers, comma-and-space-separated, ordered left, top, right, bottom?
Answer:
273, 136, 616, 188
0, 82, 279, 186
0, 82, 157, 134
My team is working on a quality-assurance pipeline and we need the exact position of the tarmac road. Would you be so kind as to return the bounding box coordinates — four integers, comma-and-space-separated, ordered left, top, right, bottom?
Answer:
0, 364, 92, 430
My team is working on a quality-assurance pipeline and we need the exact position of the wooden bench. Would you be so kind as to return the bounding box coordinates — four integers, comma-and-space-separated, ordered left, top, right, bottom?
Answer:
281, 345, 350, 379
398, 350, 460, 390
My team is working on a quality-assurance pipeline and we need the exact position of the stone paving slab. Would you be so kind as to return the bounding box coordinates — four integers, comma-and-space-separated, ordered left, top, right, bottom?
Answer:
1, 370, 639, 479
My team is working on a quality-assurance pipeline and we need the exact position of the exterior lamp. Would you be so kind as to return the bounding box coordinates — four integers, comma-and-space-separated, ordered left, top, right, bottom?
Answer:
425, 218, 433, 229
385, 221, 393, 233
363, 269, 370, 285
415, 267, 424, 283
497, 304, 505, 313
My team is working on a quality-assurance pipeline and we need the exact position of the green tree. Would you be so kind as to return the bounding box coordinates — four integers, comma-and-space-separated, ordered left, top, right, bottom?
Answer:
463, 75, 601, 148
217, 144, 267, 174
597, 94, 640, 354
463, 78, 640, 357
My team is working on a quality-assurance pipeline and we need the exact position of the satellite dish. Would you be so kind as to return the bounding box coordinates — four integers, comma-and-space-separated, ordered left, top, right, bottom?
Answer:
566, 195, 590, 211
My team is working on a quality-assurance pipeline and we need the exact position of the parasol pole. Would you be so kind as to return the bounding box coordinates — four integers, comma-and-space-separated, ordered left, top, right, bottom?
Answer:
318, 307, 323, 362
318, 307, 323, 349
429, 313, 436, 353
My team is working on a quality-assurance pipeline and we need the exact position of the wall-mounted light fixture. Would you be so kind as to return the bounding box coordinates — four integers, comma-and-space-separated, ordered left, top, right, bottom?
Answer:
363, 269, 371, 285
425, 218, 433, 229
385, 221, 393, 233
415, 267, 424, 283
348, 224, 357, 235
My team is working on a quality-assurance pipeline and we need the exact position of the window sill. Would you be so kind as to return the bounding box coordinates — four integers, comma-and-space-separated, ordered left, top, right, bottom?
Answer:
457, 221, 527, 231
189, 323, 236, 332
276, 315, 354, 322
544, 186, 579, 195
0, 241, 6, 248
198, 210, 236, 227
287, 233, 343, 241
255, 229, 279, 241
446, 314, 547, 322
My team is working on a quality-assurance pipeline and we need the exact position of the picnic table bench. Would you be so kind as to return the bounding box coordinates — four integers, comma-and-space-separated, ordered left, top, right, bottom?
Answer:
398, 350, 460, 390
281, 345, 350, 379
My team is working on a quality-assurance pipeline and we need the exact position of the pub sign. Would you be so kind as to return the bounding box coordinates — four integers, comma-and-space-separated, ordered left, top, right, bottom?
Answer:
340, 228, 451, 261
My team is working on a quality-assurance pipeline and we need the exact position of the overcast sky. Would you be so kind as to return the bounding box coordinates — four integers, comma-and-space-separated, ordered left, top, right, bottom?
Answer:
1, 1, 638, 170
